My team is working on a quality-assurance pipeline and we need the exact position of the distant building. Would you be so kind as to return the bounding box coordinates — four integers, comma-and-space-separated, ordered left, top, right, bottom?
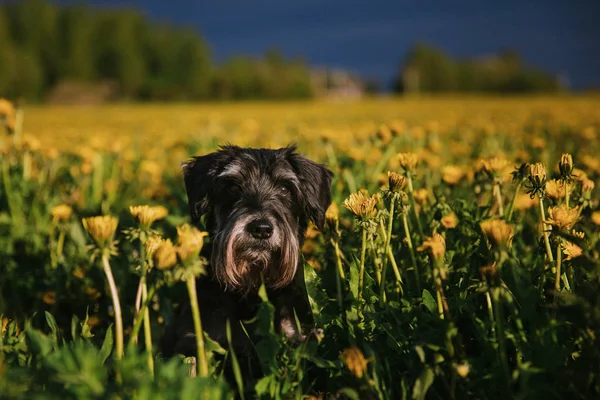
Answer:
310, 67, 364, 99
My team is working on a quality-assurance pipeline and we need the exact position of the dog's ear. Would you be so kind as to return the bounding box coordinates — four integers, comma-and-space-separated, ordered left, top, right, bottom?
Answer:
182, 149, 233, 223
285, 147, 333, 230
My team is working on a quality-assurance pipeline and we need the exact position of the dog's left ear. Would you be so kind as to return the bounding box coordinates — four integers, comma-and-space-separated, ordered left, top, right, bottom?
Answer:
286, 148, 333, 229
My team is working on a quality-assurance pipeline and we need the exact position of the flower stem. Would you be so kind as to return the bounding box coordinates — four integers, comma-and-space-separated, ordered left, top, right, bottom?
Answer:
102, 253, 123, 360
493, 183, 504, 217
138, 237, 154, 377
506, 181, 522, 222
491, 286, 510, 389
406, 172, 424, 237
185, 278, 209, 377
357, 227, 367, 314
555, 240, 562, 294
128, 284, 158, 348
402, 211, 420, 293
565, 182, 570, 208
331, 238, 344, 309
538, 195, 554, 263
141, 280, 154, 377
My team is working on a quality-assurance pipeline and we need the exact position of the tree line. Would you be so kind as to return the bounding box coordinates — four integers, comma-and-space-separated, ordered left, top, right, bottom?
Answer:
393, 44, 562, 94
0, 1, 562, 102
0, 0, 312, 101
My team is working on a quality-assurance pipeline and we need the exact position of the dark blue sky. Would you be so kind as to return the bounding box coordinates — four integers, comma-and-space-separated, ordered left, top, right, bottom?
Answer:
58, 0, 600, 89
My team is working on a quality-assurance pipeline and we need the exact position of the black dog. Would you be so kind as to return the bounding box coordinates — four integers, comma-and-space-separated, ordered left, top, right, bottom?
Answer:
160, 145, 333, 380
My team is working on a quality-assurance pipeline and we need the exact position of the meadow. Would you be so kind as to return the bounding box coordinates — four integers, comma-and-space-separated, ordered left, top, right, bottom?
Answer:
1, 96, 600, 399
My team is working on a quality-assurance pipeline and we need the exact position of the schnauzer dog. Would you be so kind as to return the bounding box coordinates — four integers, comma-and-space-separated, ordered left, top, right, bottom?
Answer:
160, 145, 333, 380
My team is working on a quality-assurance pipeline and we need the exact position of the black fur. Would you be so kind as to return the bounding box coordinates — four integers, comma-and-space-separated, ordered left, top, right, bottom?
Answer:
161, 145, 333, 382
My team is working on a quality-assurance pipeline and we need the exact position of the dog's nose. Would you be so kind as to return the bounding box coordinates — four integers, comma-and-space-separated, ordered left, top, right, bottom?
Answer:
247, 218, 273, 239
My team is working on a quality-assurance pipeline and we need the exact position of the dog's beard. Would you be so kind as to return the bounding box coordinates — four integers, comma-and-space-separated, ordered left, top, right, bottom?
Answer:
212, 213, 299, 294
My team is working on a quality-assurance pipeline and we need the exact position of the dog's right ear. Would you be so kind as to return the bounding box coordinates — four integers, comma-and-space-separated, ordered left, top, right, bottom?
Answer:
182, 150, 230, 223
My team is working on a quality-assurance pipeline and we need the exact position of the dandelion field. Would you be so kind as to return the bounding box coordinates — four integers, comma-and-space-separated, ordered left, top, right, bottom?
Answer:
1, 96, 600, 399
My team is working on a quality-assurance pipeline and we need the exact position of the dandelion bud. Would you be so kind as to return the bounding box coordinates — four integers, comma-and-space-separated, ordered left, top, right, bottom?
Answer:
559, 153, 573, 177
480, 219, 514, 249
343, 191, 379, 220
82, 216, 118, 249
129, 205, 169, 228
50, 204, 73, 222
387, 171, 406, 192
417, 233, 446, 261
341, 347, 369, 378
511, 162, 530, 183
153, 239, 177, 270
545, 205, 578, 231
528, 163, 546, 186
397, 152, 418, 172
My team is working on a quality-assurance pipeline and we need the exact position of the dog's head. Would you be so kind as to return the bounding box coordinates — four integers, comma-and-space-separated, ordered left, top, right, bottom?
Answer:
182, 145, 333, 293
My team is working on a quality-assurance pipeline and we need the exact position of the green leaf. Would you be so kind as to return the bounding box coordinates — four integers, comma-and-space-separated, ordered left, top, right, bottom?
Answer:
226, 320, 245, 400
44, 311, 63, 347
98, 324, 114, 364
303, 258, 330, 326
338, 388, 360, 400
421, 289, 437, 314
412, 366, 435, 400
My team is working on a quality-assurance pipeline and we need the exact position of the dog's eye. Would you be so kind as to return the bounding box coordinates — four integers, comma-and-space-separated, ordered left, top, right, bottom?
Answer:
278, 184, 290, 195
226, 184, 241, 196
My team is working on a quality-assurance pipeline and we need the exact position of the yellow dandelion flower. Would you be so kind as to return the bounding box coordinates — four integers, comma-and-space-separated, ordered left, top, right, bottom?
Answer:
413, 188, 429, 204
442, 165, 464, 185
82, 216, 118, 248
376, 124, 392, 144
582, 179, 595, 192
545, 179, 566, 200
513, 193, 538, 211
145, 235, 166, 258
42, 291, 57, 305
417, 233, 446, 261
456, 363, 470, 378
387, 171, 406, 192
343, 191, 379, 219
572, 168, 588, 182
50, 204, 73, 222
153, 239, 178, 270
72, 268, 86, 279
591, 211, 600, 226
341, 347, 369, 378
571, 230, 585, 239
441, 212, 458, 229
480, 219, 513, 248
0, 98, 16, 132
176, 224, 208, 262
397, 152, 418, 171
561, 241, 582, 261
546, 205, 579, 231
325, 202, 339, 223
129, 205, 169, 228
